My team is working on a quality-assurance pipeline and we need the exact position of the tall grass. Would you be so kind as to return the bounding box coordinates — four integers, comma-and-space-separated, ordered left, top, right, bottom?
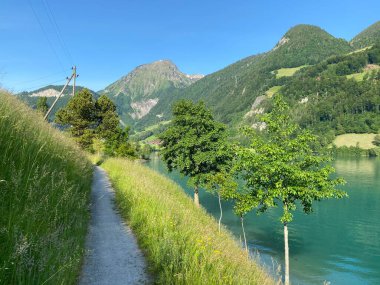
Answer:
103, 158, 274, 285
0, 91, 92, 284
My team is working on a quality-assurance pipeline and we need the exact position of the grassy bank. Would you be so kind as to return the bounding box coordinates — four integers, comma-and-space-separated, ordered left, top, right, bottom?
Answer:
102, 158, 273, 285
0, 91, 92, 284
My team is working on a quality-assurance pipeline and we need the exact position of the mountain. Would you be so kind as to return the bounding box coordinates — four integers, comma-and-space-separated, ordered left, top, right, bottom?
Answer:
351, 21, 380, 49
136, 24, 353, 130
16, 85, 98, 120
99, 60, 203, 125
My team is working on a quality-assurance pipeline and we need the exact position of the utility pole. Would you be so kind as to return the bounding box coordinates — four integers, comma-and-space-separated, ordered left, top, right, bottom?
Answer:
72, 65, 78, 97
44, 68, 75, 121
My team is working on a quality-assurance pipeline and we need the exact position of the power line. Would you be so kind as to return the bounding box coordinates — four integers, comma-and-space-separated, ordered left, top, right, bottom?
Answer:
20, 78, 67, 93
41, 0, 74, 65
27, 0, 66, 72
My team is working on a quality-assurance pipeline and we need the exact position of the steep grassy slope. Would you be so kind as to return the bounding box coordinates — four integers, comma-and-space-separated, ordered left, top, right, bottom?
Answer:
0, 91, 92, 284
103, 158, 274, 285
137, 25, 353, 130
351, 21, 380, 49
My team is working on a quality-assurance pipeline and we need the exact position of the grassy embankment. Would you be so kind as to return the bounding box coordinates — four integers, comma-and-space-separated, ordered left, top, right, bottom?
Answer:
274, 65, 308, 78
346, 65, 380, 81
0, 91, 92, 284
102, 158, 274, 285
331, 133, 380, 157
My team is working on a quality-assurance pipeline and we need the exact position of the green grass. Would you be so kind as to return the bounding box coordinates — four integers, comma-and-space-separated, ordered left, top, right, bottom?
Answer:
102, 158, 274, 285
275, 65, 308, 78
265, 86, 282, 98
0, 91, 92, 284
333, 133, 377, 149
347, 46, 372, 55
143, 120, 170, 132
346, 72, 367, 81
346, 65, 380, 81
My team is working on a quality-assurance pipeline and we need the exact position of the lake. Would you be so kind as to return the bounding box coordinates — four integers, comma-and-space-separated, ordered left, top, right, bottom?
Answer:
146, 155, 380, 285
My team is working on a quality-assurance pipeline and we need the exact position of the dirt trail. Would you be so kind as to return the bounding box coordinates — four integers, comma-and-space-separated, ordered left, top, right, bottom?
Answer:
79, 166, 151, 285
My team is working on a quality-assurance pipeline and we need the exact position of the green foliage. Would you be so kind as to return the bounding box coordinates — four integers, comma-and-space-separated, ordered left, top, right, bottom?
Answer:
55, 89, 97, 150
0, 92, 92, 284
102, 158, 273, 285
55, 91, 137, 157
373, 134, 380, 146
159, 100, 230, 189
278, 45, 380, 142
237, 96, 347, 224
36, 96, 48, 114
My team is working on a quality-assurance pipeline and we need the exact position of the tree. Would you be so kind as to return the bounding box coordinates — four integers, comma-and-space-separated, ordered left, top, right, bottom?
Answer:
237, 95, 346, 285
36, 96, 48, 115
159, 99, 229, 207
55, 89, 97, 150
55, 91, 136, 156
95, 95, 136, 157
373, 134, 380, 146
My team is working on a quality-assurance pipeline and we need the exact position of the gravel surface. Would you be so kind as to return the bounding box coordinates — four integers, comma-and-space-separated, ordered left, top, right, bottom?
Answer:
79, 166, 151, 285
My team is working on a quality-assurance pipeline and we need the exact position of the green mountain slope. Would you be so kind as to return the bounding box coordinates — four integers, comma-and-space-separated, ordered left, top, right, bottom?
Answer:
136, 24, 353, 130
351, 21, 380, 49
99, 60, 203, 125
283, 45, 380, 135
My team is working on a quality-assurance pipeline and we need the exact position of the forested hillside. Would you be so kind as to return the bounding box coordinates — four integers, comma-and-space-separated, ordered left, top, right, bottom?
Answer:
271, 44, 380, 144
351, 21, 380, 49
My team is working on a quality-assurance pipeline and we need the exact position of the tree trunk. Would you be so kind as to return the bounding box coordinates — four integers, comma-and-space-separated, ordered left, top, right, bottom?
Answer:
284, 222, 290, 285
241, 216, 248, 256
218, 193, 223, 233
194, 185, 200, 207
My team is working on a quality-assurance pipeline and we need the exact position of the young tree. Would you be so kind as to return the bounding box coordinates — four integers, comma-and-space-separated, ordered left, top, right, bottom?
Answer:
55, 89, 97, 150
36, 96, 48, 114
159, 99, 229, 207
238, 95, 346, 285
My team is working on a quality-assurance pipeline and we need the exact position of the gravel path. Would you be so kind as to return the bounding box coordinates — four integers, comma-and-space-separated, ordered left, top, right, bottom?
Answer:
79, 166, 151, 285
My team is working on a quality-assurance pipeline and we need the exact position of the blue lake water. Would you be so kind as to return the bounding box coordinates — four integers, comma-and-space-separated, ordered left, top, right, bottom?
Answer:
146, 155, 380, 285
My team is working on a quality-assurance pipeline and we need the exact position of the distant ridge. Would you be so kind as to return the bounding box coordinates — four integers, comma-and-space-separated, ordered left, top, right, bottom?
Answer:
351, 21, 380, 49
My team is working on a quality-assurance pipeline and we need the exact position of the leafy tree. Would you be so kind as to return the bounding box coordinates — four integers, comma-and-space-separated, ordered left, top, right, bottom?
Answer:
95, 95, 119, 140
373, 134, 380, 146
36, 96, 48, 114
55, 91, 136, 156
159, 99, 229, 207
55, 89, 97, 150
237, 96, 346, 285
94, 95, 136, 157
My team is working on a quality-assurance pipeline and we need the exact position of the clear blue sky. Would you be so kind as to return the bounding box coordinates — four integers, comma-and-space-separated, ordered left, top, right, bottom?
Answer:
1, 0, 379, 92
